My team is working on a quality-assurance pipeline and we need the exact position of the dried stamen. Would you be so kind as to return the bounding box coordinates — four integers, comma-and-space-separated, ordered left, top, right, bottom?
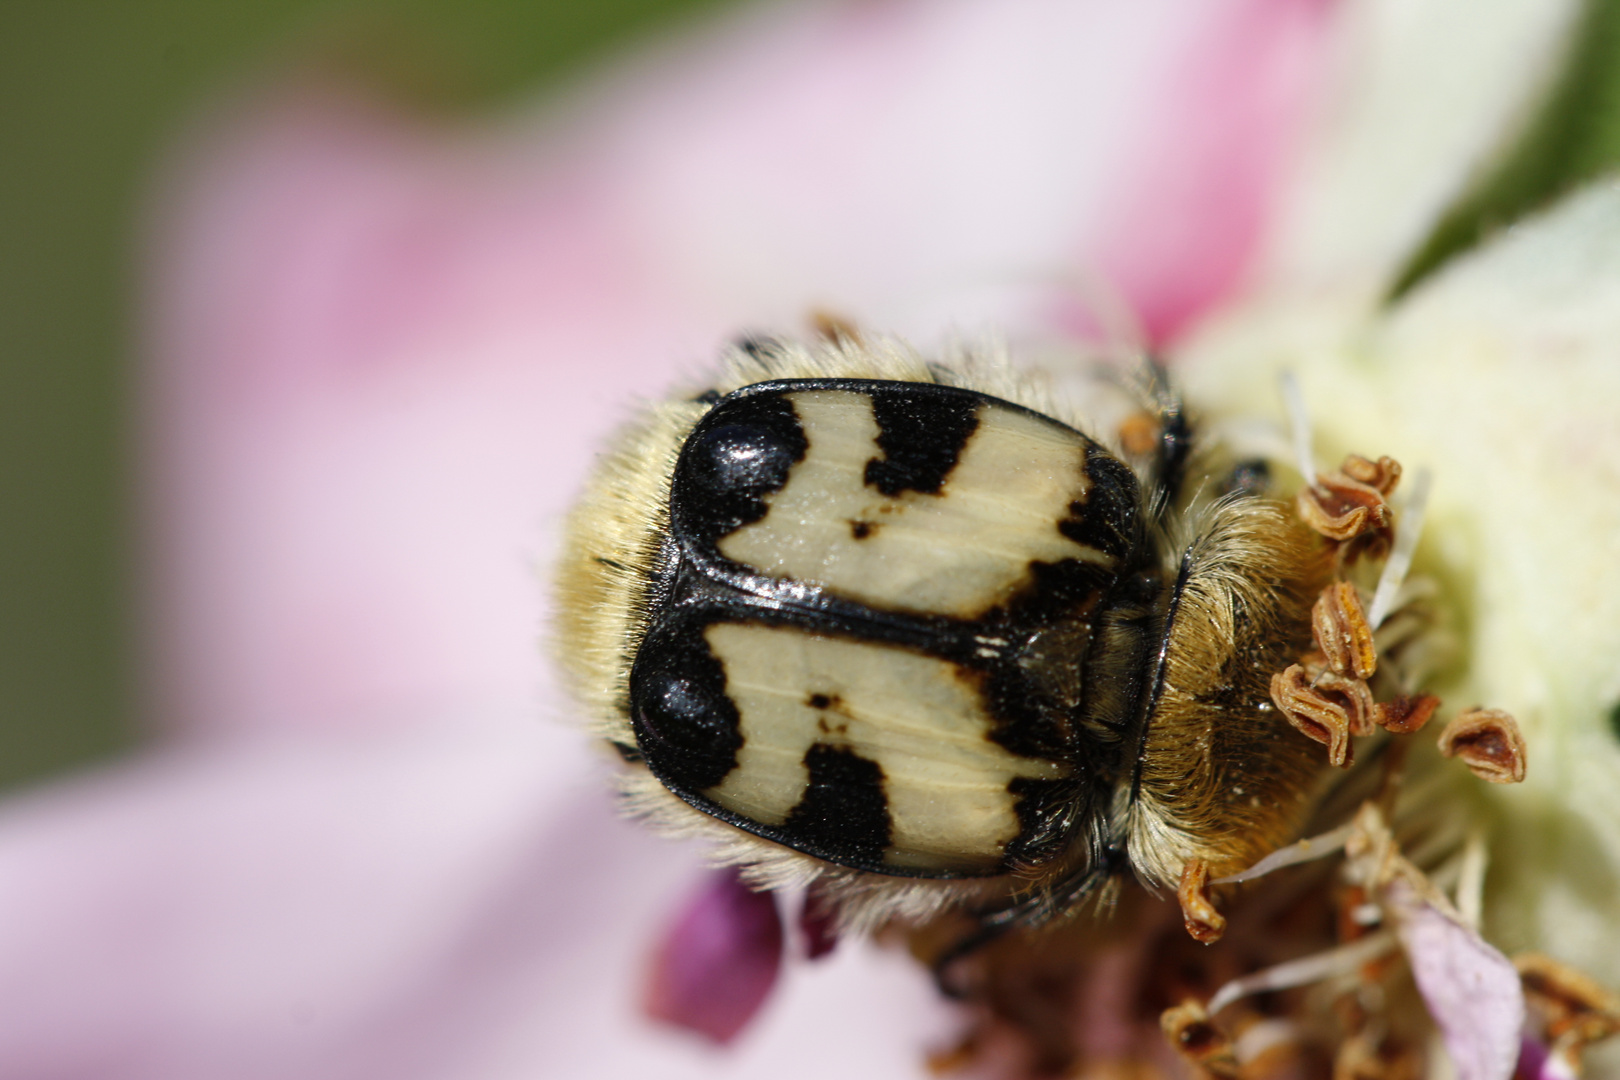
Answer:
1341, 454, 1403, 495
1279, 371, 1316, 484
1298, 468, 1393, 543
1206, 930, 1399, 1016
1296, 481, 1379, 543
1214, 820, 1356, 885
1178, 859, 1226, 944
1455, 829, 1488, 931
1271, 664, 1376, 767
1333, 1032, 1421, 1080
1296, 454, 1403, 564
1314, 581, 1377, 679
1367, 468, 1432, 629
1437, 708, 1527, 784
1375, 694, 1440, 735
1320, 670, 1379, 737
1516, 952, 1620, 1050
1341, 803, 1402, 893
1233, 1019, 1300, 1069
1161, 1000, 1241, 1079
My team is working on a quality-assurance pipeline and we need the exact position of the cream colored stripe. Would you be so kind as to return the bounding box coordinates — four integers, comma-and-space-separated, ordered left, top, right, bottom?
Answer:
717, 390, 1112, 618
704, 623, 1067, 869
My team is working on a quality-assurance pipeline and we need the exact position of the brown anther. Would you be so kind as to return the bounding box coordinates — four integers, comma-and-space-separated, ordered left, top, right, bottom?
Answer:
1119, 410, 1160, 457
1296, 458, 1400, 559
1340, 454, 1403, 496
1317, 667, 1380, 737
1437, 707, 1527, 784
1177, 859, 1226, 944
1516, 952, 1620, 1049
1160, 1001, 1240, 1079
1271, 664, 1376, 767
1313, 581, 1377, 679
1374, 693, 1440, 735
1296, 484, 1376, 543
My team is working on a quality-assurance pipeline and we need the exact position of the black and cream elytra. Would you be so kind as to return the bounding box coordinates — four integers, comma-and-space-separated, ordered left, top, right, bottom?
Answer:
555, 335, 1334, 933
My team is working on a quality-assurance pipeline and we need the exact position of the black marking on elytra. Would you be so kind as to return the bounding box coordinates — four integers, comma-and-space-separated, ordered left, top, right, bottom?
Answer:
850, 519, 876, 540
672, 391, 807, 544
1002, 777, 1086, 869
1059, 446, 1142, 562
999, 557, 1114, 627
808, 692, 834, 710
779, 743, 892, 867
1609, 700, 1620, 744
1221, 458, 1271, 498
864, 388, 980, 496
815, 717, 850, 737
629, 623, 742, 792
979, 661, 1077, 761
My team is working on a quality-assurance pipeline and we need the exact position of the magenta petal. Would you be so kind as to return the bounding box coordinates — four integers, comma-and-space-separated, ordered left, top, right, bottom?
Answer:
645, 869, 784, 1045
1515, 1036, 1549, 1080
1389, 879, 1525, 1080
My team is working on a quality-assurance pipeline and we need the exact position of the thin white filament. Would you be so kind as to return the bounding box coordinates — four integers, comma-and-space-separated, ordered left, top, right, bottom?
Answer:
1233, 1019, 1299, 1065
1212, 820, 1356, 885
1207, 930, 1398, 1016
1279, 371, 1316, 483
1367, 466, 1433, 629
1455, 828, 1488, 931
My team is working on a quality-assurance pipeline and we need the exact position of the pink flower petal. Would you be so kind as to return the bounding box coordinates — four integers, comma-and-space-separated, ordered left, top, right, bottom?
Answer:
0, 726, 627, 1077
1081, 0, 1336, 344
143, 90, 704, 740
645, 869, 785, 1044
0, 733, 956, 1078
1516, 1036, 1581, 1080
1389, 879, 1525, 1080
1516, 1036, 1549, 1080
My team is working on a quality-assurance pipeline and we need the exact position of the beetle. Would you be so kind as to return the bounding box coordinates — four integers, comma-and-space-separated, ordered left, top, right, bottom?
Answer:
554, 334, 1338, 938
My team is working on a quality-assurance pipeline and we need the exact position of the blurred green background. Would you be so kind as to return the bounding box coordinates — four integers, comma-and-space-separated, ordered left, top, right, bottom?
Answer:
0, 0, 738, 791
